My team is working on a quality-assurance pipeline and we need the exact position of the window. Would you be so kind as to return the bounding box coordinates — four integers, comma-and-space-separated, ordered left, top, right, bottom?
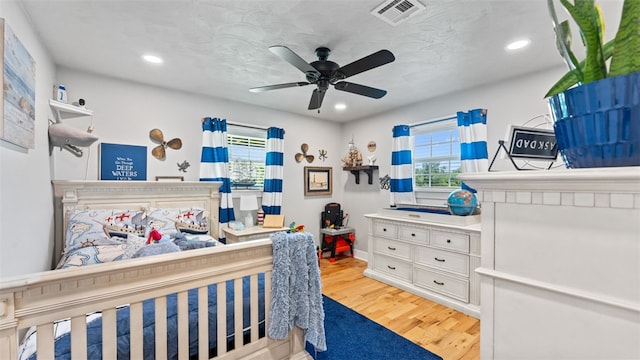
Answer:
412, 120, 461, 188
227, 125, 266, 190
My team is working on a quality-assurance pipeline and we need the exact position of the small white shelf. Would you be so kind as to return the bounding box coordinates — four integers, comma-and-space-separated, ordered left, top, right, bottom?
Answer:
49, 99, 93, 121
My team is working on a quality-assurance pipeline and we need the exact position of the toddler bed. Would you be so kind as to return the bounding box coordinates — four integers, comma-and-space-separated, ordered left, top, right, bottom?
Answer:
0, 180, 310, 360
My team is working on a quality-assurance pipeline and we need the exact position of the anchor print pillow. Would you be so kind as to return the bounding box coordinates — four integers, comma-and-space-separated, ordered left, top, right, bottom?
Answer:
65, 209, 145, 252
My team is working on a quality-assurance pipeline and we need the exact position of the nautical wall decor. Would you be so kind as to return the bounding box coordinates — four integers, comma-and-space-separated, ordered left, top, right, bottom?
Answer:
99, 143, 147, 181
149, 128, 182, 160
1, 18, 36, 149
295, 143, 314, 163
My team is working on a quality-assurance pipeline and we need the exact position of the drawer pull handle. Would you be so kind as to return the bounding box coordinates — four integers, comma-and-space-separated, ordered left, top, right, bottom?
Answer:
446, 239, 451, 243
383, 228, 387, 232
387, 246, 396, 251
387, 265, 396, 270
411, 233, 416, 237
434, 257, 445, 262
433, 280, 445, 286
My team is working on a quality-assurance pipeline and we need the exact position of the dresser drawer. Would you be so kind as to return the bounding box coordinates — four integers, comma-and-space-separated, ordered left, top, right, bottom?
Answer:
414, 266, 469, 302
431, 230, 469, 253
398, 226, 429, 244
372, 221, 398, 238
373, 254, 412, 282
414, 247, 469, 277
374, 238, 412, 261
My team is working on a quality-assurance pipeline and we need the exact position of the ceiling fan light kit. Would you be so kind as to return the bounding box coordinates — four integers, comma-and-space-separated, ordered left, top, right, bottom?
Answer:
250, 45, 395, 111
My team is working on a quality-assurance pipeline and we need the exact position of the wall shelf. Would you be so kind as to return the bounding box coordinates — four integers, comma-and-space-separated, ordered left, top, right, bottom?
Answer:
49, 99, 93, 121
343, 165, 378, 184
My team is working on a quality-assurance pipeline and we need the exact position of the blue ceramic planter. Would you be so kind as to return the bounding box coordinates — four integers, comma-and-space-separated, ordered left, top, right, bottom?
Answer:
548, 72, 640, 168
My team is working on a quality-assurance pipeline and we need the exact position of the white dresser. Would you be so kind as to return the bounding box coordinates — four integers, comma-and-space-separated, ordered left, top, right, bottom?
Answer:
364, 209, 481, 318
460, 167, 640, 359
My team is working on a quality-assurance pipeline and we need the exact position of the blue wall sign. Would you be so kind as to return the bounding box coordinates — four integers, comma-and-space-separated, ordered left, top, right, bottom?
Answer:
99, 143, 147, 180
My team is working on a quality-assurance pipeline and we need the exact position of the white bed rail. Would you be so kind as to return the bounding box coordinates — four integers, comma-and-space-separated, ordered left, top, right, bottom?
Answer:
0, 240, 308, 360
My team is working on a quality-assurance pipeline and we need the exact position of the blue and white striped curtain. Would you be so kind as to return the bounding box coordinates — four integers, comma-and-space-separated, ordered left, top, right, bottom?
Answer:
200, 117, 235, 243
262, 127, 285, 214
456, 109, 489, 192
390, 125, 416, 206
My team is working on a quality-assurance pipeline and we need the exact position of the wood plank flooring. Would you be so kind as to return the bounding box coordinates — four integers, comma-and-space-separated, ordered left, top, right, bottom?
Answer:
319, 256, 480, 360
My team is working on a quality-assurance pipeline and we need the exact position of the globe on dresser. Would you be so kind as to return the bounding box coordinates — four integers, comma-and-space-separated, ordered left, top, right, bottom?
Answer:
447, 189, 478, 216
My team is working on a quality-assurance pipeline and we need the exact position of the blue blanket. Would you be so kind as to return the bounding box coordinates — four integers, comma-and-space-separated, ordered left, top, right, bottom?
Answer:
268, 232, 326, 352
24, 276, 265, 360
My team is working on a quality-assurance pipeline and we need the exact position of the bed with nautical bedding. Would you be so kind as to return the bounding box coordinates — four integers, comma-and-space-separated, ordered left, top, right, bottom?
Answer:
0, 180, 310, 360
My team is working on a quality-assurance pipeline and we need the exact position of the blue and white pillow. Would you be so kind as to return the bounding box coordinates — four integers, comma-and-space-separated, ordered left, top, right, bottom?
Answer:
144, 207, 209, 238
65, 209, 145, 252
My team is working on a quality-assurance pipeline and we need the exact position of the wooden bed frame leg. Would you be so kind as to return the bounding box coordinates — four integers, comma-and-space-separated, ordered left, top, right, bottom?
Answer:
289, 326, 312, 359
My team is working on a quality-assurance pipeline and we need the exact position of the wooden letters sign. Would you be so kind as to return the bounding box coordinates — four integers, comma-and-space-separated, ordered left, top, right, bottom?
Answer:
508, 126, 558, 160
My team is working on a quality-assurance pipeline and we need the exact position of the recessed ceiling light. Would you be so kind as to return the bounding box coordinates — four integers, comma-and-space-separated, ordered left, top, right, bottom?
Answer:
143, 54, 163, 64
506, 39, 530, 51
335, 103, 347, 110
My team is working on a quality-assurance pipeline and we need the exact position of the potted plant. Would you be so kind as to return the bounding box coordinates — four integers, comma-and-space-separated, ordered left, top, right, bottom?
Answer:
546, 0, 639, 168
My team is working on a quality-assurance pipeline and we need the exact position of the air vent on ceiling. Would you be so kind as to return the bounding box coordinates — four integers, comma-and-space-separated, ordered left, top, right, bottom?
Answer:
371, 0, 426, 26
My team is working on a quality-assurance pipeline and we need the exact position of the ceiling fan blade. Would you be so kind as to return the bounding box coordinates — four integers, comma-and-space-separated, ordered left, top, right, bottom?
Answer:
167, 138, 183, 150
334, 81, 387, 99
250, 82, 310, 93
336, 50, 395, 79
149, 128, 164, 143
269, 46, 321, 77
308, 89, 326, 110
152, 145, 166, 160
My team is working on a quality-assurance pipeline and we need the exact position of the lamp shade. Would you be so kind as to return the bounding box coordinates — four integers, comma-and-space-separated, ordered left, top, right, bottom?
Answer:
239, 195, 258, 211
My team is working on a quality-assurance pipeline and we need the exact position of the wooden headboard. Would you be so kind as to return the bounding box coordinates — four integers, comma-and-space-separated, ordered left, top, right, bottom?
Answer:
51, 180, 222, 269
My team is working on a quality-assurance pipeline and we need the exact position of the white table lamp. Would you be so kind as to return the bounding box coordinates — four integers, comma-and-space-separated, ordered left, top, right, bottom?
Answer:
240, 195, 259, 228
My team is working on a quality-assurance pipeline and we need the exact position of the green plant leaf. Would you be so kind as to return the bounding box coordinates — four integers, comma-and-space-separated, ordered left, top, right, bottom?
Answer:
545, 40, 615, 97
556, 21, 583, 75
610, 0, 640, 77
560, 0, 607, 82
545, 70, 581, 98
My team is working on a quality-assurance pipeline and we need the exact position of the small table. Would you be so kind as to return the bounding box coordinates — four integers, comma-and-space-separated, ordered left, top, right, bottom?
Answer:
319, 227, 355, 263
222, 225, 288, 244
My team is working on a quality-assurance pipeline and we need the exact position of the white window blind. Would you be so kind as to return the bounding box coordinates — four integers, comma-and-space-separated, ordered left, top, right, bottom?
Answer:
412, 119, 461, 188
227, 125, 267, 190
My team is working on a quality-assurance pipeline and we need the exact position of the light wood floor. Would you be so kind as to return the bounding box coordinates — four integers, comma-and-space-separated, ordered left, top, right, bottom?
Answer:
319, 256, 480, 360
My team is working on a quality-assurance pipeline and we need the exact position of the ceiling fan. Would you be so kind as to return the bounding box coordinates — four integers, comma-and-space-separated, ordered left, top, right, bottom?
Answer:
250, 46, 395, 111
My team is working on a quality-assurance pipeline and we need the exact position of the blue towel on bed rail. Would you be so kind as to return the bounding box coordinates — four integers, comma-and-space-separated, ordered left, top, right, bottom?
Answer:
268, 231, 326, 352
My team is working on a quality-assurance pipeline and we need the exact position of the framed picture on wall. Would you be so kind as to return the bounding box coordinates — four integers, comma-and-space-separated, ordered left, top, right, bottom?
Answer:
304, 166, 332, 196
155, 176, 184, 182
1, 18, 37, 149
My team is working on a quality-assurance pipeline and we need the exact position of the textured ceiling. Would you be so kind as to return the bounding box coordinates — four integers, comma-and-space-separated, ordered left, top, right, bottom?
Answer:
18, 0, 623, 122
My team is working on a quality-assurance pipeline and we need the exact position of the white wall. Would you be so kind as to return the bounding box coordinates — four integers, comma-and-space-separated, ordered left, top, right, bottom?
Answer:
53, 67, 345, 250
341, 66, 567, 257
0, 1, 57, 278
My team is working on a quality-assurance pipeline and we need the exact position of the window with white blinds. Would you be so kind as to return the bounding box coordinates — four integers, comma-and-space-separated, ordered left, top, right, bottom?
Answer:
227, 126, 267, 190
412, 120, 462, 188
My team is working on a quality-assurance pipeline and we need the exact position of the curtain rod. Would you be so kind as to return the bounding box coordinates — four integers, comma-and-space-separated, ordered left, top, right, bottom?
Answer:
200, 118, 269, 131
409, 114, 457, 128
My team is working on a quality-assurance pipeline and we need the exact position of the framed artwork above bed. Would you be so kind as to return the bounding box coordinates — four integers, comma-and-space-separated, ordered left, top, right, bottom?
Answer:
99, 142, 147, 180
156, 176, 184, 181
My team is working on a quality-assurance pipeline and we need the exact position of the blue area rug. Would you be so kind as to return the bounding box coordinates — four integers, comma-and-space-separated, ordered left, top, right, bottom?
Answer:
305, 296, 442, 360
